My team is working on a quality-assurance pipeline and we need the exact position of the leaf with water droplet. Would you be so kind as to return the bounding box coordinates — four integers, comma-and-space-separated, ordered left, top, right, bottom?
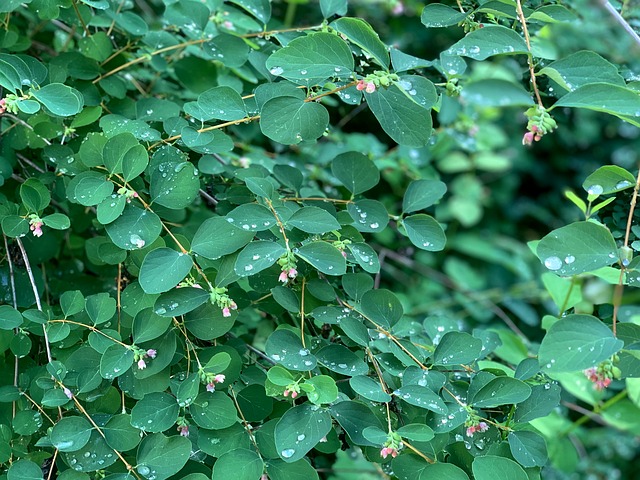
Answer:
275, 403, 332, 462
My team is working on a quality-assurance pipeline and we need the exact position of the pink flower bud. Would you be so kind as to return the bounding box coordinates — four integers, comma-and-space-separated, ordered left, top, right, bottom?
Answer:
466, 426, 476, 437
283, 389, 289, 397
206, 382, 215, 392
214, 374, 225, 383
146, 349, 157, 359
178, 425, 189, 437
291, 391, 298, 398
341, 251, 347, 258
380, 447, 389, 459
365, 82, 376, 94
230, 301, 237, 310
279, 271, 289, 283
477, 422, 489, 433
356, 79, 366, 91
287, 268, 297, 279
137, 359, 147, 370
522, 131, 535, 146
222, 307, 231, 317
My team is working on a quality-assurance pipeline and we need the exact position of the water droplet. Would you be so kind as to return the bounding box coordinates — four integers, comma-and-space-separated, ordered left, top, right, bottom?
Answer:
297, 434, 305, 441
138, 465, 151, 476
281, 448, 295, 458
544, 256, 563, 271
564, 255, 575, 264
270, 66, 284, 75
587, 184, 603, 195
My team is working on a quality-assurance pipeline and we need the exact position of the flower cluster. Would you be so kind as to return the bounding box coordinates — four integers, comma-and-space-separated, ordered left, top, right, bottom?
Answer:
584, 358, 620, 391
380, 431, 403, 460
283, 382, 301, 399
209, 286, 238, 317
116, 186, 139, 203
205, 374, 226, 392
466, 421, 489, 437
0, 95, 19, 115
356, 71, 400, 95
522, 105, 557, 146
176, 418, 190, 437
28, 214, 44, 237
356, 79, 376, 93
135, 348, 156, 370
277, 251, 298, 284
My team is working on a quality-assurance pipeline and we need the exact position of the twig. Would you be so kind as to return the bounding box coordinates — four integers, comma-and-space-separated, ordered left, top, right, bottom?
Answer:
16, 238, 53, 364
70, 0, 90, 36
199, 188, 218, 206
515, 0, 544, 107
612, 165, 640, 336
598, 0, 640, 47
3, 234, 19, 418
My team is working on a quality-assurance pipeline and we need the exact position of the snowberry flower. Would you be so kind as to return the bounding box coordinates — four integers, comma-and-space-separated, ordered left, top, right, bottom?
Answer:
222, 307, 231, 317
287, 268, 297, 279
0, 98, 6, 114
392, 2, 405, 15
230, 301, 237, 310
223, 20, 235, 30
29, 218, 44, 237
341, 250, 347, 258
177, 425, 189, 437
137, 359, 147, 370
193, 283, 203, 289
146, 349, 157, 359
584, 364, 616, 391
278, 270, 289, 283
365, 82, 376, 94
466, 421, 490, 437
283, 387, 298, 398
214, 374, 225, 383
319, 436, 328, 443
238, 156, 251, 168
356, 79, 366, 91
522, 131, 535, 146
206, 382, 216, 392
260, 474, 268, 480
380, 447, 398, 459
63, 387, 73, 399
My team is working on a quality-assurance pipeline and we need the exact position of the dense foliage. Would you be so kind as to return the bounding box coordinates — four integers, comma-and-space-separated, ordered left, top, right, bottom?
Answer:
1, 0, 640, 479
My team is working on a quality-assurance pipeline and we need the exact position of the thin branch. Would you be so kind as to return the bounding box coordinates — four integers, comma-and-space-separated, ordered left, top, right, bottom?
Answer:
3, 234, 19, 419
598, 0, 640, 47
515, 0, 544, 107
16, 238, 53, 364
70, 0, 90, 36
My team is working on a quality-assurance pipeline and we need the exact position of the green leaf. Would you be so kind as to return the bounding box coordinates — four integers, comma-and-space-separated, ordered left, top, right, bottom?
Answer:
268, 365, 296, 386
347, 199, 388, 232
197, 86, 247, 121
20, 178, 50, 212
150, 161, 200, 209
185, 303, 236, 340
139, 248, 193, 294
470, 377, 531, 407
275, 403, 332, 462
305, 375, 339, 405
105, 204, 162, 250
538, 51, 624, 92
190, 391, 238, 429
472, 455, 528, 480
433, 332, 483, 365
329, 401, 384, 446
403, 214, 446, 251
203, 33, 251, 68
97, 194, 127, 225
266, 32, 354, 85
349, 375, 392, 403
321, 0, 347, 18
180, 127, 234, 154
131, 392, 179, 432
265, 329, 317, 371
260, 96, 329, 145
331, 151, 380, 195
393, 385, 447, 414
136, 433, 191, 480
103, 132, 148, 181
348, 243, 380, 273
403, 179, 447, 213
287, 206, 341, 234
461, 79, 534, 107
315, 344, 368, 376
176, 373, 200, 407
226, 204, 277, 231
514, 383, 561, 422
552, 83, 640, 120
42, 213, 70, 230
508, 431, 548, 467
296, 241, 347, 275
393, 456, 470, 480
50, 417, 93, 452
2, 215, 29, 237
69, 171, 114, 207
235, 241, 286, 277
191, 216, 254, 260
421, 3, 468, 27
227, 0, 271, 23
536, 221, 617, 276
63, 431, 117, 472
212, 448, 264, 480
582, 165, 636, 195
538, 314, 624, 372
154, 288, 209, 317
266, 459, 320, 480
0, 306, 23, 329
85, 292, 116, 325
397, 424, 434, 442
99, 344, 134, 380
103, 414, 141, 452
365, 83, 432, 147
31, 83, 84, 116
7, 460, 43, 480
330, 18, 389, 68
359, 289, 403, 328
446, 26, 528, 60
